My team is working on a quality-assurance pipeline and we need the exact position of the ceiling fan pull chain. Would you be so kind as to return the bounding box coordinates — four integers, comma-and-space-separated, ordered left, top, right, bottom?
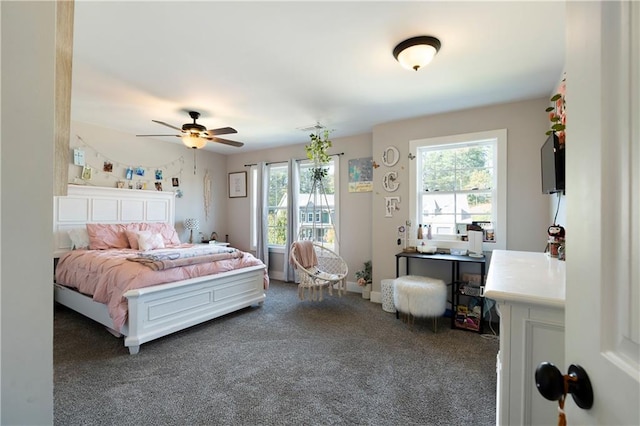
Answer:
193, 149, 197, 175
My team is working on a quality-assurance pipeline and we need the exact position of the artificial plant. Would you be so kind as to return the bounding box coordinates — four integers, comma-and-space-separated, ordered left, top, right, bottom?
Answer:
305, 129, 332, 181
545, 77, 566, 145
355, 260, 372, 286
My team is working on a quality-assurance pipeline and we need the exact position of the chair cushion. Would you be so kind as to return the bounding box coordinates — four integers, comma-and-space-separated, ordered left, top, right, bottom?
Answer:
394, 275, 447, 317
312, 267, 339, 281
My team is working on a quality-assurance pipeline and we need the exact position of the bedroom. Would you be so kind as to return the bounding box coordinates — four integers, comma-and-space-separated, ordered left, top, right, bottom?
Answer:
2, 1, 639, 425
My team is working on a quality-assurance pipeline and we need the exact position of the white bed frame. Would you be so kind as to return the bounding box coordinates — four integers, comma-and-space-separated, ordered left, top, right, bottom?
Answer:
53, 185, 266, 354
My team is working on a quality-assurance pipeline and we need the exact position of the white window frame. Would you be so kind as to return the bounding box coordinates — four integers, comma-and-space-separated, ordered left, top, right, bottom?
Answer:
297, 157, 341, 253
409, 129, 507, 251
266, 163, 289, 248
250, 157, 341, 253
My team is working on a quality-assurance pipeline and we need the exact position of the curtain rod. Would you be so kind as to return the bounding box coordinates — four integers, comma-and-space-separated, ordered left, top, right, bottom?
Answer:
244, 152, 344, 168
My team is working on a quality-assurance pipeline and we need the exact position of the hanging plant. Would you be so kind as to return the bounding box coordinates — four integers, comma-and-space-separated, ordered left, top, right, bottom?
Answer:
545, 77, 566, 146
311, 167, 328, 181
306, 129, 332, 165
305, 129, 332, 182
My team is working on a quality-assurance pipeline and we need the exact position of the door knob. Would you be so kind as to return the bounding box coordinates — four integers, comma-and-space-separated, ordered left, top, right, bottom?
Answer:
535, 362, 594, 409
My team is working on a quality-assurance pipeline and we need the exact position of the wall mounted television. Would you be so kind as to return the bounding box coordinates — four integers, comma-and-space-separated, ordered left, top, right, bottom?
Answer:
541, 133, 565, 194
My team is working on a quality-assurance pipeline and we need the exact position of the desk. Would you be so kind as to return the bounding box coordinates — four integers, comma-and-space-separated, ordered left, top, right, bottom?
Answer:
395, 251, 486, 283
395, 252, 487, 333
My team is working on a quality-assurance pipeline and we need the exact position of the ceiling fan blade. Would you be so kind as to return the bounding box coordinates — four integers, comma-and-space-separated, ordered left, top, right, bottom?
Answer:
136, 134, 181, 137
206, 137, 244, 147
152, 120, 183, 132
206, 126, 237, 136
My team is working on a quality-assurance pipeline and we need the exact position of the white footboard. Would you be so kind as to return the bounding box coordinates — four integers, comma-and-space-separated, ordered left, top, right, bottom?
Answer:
55, 265, 266, 354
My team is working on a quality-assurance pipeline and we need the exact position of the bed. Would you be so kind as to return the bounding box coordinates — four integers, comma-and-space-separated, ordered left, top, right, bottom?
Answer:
53, 185, 268, 354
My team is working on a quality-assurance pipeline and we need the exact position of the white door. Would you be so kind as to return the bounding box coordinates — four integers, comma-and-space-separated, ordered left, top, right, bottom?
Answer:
565, 1, 640, 424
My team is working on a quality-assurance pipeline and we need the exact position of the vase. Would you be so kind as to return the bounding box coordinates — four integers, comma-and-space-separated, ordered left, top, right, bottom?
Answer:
362, 283, 371, 299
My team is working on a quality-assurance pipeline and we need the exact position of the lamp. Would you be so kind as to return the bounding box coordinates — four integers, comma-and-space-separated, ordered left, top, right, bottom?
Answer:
184, 218, 199, 243
393, 36, 441, 71
182, 133, 207, 150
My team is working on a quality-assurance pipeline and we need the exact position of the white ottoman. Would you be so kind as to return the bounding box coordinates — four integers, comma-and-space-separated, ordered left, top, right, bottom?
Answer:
393, 275, 447, 331
381, 279, 395, 313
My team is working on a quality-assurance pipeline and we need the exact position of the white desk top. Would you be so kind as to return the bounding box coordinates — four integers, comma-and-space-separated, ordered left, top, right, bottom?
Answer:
484, 249, 565, 308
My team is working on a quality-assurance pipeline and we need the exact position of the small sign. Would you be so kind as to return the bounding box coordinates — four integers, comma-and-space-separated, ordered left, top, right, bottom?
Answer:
73, 149, 85, 166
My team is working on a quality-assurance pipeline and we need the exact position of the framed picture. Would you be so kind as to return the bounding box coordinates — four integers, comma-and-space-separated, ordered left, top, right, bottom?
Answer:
81, 166, 92, 180
228, 171, 247, 198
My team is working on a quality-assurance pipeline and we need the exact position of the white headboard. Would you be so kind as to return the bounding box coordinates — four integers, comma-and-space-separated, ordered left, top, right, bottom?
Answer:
53, 185, 176, 257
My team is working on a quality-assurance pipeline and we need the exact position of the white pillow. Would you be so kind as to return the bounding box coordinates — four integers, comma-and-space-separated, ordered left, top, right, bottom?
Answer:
137, 231, 165, 251
310, 267, 339, 281
68, 228, 90, 250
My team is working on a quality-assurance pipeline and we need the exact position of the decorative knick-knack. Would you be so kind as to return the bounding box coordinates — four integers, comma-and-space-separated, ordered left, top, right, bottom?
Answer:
417, 224, 423, 239
427, 224, 432, 240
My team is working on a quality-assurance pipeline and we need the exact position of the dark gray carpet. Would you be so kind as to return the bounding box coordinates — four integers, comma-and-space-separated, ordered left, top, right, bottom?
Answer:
54, 280, 498, 425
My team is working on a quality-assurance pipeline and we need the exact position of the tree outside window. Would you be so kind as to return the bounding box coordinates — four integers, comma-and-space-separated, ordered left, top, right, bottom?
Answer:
419, 143, 494, 235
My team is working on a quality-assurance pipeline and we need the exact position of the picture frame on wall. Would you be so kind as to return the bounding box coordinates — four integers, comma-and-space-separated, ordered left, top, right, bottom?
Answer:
228, 171, 247, 198
81, 166, 92, 180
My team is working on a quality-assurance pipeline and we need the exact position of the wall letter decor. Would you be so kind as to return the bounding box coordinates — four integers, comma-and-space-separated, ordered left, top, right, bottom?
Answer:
382, 146, 400, 167
385, 196, 400, 217
382, 171, 399, 192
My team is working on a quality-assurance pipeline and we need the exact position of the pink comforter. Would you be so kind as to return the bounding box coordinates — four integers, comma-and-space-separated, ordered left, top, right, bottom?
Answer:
55, 248, 269, 332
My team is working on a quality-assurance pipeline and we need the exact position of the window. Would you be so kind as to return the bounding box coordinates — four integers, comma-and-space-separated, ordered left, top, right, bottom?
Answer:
266, 163, 288, 246
409, 129, 506, 250
251, 157, 340, 251
298, 159, 339, 252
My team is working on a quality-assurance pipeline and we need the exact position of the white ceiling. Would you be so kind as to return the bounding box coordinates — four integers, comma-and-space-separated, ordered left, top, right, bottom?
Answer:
71, 1, 566, 154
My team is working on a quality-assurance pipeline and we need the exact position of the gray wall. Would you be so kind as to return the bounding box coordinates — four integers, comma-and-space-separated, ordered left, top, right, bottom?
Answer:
225, 133, 373, 285
1, 2, 55, 423
70, 121, 229, 243
58, 103, 551, 305
225, 98, 552, 294
371, 98, 552, 292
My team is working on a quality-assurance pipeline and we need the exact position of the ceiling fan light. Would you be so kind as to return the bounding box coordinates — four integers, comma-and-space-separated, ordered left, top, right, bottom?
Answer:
393, 36, 441, 71
182, 133, 207, 149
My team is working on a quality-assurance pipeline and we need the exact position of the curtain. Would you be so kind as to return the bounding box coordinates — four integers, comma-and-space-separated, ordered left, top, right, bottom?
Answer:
254, 162, 269, 269
284, 158, 300, 282
330, 155, 340, 253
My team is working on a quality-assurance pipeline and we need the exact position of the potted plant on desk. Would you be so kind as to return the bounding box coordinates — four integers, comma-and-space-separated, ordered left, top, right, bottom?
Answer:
356, 260, 372, 299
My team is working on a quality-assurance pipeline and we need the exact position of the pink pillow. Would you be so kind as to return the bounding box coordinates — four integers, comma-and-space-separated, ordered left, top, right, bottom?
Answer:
122, 223, 143, 249
86, 224, 130, 250
125, 230, 141, 250
137, 231, 165, 251
140, 223, 181, 246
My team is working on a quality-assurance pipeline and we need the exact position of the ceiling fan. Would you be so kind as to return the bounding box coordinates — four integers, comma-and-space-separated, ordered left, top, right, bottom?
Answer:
136, 111, 244, 148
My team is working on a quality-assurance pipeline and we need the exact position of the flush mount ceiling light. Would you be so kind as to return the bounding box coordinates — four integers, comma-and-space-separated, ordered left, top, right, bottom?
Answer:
393, 36, 441, 71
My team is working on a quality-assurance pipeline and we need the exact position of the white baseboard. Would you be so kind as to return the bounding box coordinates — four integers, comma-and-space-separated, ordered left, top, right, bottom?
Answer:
346, 281, 381, 303
346, 281, 363, 293
273, 277, 365, 297
269, 271, 285, 281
